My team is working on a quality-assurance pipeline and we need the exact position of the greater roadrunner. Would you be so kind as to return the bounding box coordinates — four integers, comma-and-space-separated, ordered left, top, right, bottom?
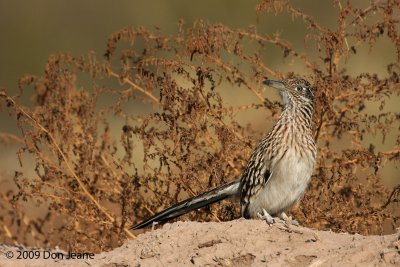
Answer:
130, 77, 317, 230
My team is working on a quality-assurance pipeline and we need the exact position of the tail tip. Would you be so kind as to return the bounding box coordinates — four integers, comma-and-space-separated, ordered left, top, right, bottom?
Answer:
128, 223, 144, 231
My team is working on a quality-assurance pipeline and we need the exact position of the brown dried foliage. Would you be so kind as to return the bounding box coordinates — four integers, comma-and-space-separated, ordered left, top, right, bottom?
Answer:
0, 0, 399, 252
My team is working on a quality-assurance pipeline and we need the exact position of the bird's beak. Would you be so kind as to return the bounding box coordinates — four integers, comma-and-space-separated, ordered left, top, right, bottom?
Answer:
263, 79, 286, 90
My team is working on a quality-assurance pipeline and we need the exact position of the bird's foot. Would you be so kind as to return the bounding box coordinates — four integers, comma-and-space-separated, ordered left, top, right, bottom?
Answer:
257, 208, 275, 224
278, 212, 300, 226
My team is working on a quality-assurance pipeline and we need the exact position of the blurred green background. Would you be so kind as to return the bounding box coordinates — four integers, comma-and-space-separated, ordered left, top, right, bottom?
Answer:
0, 0, 398, 185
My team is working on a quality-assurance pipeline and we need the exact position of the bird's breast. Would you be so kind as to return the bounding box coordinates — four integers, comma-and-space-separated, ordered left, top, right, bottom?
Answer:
246, 147, 315, 217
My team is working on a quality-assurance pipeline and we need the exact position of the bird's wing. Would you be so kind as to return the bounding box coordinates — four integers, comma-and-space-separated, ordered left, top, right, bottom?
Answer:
239, 143, 273, 218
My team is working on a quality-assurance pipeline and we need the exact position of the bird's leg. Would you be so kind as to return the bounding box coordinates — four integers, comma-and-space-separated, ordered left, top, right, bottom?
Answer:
257, 208, 275, 224
278, 212, 300, 226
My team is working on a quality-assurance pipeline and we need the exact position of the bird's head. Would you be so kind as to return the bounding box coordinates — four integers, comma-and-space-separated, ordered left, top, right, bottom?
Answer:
263, 77, 314, 108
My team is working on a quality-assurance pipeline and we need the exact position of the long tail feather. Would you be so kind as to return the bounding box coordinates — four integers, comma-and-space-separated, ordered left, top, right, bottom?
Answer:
129, 179, 241, 230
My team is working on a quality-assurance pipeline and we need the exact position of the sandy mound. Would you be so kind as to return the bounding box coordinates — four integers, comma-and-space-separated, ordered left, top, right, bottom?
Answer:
1, 219, 399, 266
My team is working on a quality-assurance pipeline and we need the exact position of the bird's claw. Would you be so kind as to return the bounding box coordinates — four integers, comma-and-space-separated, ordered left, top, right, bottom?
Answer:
279, 212, 300, 226
256, 210, 300, 227
257, 208, 275, 224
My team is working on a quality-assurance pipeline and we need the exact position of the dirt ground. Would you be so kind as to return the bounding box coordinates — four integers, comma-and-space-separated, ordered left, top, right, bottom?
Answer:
1, 219, 399, 267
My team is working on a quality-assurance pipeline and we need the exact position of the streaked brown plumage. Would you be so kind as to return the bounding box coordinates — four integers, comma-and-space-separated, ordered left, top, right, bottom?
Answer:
240, 78, 316, 220
130, 77, 316, 230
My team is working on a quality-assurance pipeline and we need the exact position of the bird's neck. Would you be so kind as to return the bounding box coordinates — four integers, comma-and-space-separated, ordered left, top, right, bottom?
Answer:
273, 101, 314, 137
283, 101, 313, 127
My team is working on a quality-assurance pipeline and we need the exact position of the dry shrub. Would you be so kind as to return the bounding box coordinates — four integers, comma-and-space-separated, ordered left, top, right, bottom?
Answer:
0, 0, 399, 252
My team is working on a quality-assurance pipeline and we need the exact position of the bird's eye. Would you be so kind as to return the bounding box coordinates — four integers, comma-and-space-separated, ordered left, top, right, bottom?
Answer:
295, 86, 303, 91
